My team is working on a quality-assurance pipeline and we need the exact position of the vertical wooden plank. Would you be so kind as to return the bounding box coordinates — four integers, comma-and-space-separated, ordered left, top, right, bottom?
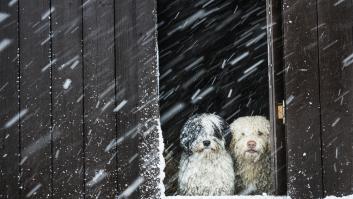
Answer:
51, 0, 84, 197
283, 0, 323, 198
114, 0, 140, 197
317, 0, 353, 196
0, 1, 20, 198
19, 0, 51, 198
136, 0, 161, 199
82, 0, 117, 197
266, 0, 286, 195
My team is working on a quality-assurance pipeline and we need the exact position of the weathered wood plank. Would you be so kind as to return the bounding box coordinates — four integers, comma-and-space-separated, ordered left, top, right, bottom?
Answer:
114, 0, 140, 197
317, 0, 353, 196
0, 1, 20, 198
51, 0, 84, 197
19, 0, 51, 198
135, 1, 160, 198
82, 0, 117, 197
266, 0, 286, 195
283, 0, 323, 198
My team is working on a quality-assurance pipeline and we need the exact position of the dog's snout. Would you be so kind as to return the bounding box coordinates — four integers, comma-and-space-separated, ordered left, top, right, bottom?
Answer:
247, 140, 256, 149
203, 140, 211, 147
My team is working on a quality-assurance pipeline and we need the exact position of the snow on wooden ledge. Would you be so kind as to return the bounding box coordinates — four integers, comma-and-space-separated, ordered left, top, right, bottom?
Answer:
163, 195, 353, 199
163, 196, 288, 199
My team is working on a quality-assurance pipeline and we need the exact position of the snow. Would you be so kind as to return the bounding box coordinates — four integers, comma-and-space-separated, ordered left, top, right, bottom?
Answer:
25, 184, 42, 198
3, 109, 28, 129
8, 0, 17, 7
63, 79, 72, 89
342, 53, 353, 68
334, 0, 346, 6
41, 58, 57, 72
19, 156, 28, 165
229, 52, 249, 66
86, 170, 108, 187
285, 95, 295, 105
164, 196, 288, 199
117, 177, 145, 199
331, 117, 341, 127
191, 87, 214, 104
243, 60, 264, 74
70, 60, 80, 69
227, 89, 233, 98
2, 0, 350, 198
100, 98, 114, 112
59, 55, 79, 70
164, 195, 353, 199
22, 130, 61, 157
326, 196, 353, 199
184, 57, 204, 71
158, 119, 167, 199
0, 38, 12, 52
41, 7, 55, 21
113, 100, 128, 112
246, 32, 266, 47
160, 103, 186, 124
0, 12, 10, 24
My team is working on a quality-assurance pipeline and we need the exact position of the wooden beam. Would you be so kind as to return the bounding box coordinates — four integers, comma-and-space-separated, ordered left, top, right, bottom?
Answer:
51, 0, 84, 197
19, 0, 51, 197
0, 1, 20, 198
266, 0, 286, 195
136, 0, 161, 198
283, 0, 323, 197
317, 0, 353, 196
114, 0, 140, 197
82, 0, 117, 197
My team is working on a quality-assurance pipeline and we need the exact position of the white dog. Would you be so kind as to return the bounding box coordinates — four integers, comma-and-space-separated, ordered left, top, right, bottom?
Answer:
178, 113, 235, 196
230, 116, 272, 195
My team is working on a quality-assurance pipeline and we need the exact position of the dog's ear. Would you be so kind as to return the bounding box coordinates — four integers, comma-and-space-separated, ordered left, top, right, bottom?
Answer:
212, 117, 232, 147
221, 121, 232, 148
228, 124, 237, 152
180, 126, 192, 155
180, 115, 201, 155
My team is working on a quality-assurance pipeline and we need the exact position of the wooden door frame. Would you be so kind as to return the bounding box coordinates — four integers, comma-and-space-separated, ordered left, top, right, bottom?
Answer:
267, 0, 287, 196
140, 0, 289, 197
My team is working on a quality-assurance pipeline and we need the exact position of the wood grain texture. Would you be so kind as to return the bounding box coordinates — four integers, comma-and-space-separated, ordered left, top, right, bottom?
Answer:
0, 1, 20, 198
114, 0, 140, 198
51, 0, 84, 197
283, 0, 323, 198
317, 0, 353, 196
266, 0, 286, 195
136, 0, 160, 198
19, 0, 51, 198
82, 0, 117, 197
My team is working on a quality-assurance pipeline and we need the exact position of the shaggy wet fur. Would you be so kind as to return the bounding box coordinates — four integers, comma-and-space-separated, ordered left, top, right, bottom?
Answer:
230, 116, 273, 195
178, 113, 235, 196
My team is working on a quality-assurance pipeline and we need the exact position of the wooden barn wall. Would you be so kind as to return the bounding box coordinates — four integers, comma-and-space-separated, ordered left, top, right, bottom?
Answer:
2, 0, 353, 198
284, 0, 353, 198
0, 0, 159, 198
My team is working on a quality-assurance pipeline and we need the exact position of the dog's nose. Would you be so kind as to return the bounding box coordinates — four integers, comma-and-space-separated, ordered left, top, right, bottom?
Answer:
247, 140, 256, 149
203, 140, 211, 147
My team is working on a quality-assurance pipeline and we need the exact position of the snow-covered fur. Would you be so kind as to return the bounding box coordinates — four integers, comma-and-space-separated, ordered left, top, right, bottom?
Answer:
178, 113, 235, 196
229, 116, 273, 195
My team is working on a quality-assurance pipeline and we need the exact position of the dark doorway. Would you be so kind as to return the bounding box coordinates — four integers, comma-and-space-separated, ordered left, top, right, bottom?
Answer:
157, 0, 270, 195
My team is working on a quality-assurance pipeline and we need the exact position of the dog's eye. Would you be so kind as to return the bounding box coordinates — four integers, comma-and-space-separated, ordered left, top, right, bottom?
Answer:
258, 131, 264, 136
214, 131, 223, 140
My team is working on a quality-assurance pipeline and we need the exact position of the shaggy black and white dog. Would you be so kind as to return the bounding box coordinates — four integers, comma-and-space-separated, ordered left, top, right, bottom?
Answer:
230, 116, 273, 195
178, 113, 235, 196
